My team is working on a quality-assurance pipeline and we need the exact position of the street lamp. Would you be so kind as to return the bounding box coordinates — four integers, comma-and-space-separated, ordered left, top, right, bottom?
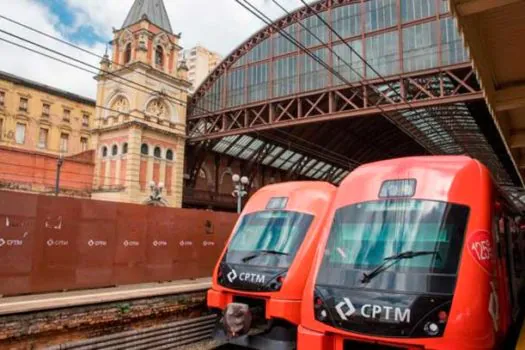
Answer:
232, 174, 249, 214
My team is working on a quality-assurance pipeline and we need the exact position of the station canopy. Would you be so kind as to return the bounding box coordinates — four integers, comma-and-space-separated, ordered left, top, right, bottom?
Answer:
187, 0, 523, 207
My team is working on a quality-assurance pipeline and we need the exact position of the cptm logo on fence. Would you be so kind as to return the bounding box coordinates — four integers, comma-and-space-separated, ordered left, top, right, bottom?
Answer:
0, 238, 24, 247
88, 239, 108, 247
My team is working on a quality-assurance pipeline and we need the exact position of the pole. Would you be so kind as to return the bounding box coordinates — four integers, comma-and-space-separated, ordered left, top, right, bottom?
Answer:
55, 155, 63, 196
236, 184, 242, 214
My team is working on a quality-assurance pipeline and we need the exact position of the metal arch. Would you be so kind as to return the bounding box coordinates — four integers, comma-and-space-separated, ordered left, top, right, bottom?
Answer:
189, 0, 342, 105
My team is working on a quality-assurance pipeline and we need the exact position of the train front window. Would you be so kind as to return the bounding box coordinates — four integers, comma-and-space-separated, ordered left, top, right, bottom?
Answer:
317, 200, 469, 292
225, 210, 314, 268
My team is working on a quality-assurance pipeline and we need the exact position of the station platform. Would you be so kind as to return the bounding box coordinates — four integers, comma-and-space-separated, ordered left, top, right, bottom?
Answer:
0, 277, 211, 316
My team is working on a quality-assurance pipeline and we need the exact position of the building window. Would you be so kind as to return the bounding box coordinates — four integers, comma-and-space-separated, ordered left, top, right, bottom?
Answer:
0, 91, 5, 107
38, 128, 48, 149
141, 143, 149, 155
155, 45, 164, 68
401, 0, 435, 22
122, 142, 128, 154
42, 103, 50, 117
112, 144, 118, 156
332, 3, 361, 40
403, 22, 438, 72
166, 149, 173, 161
15, 123, 26, 144
19, 97, 28, 112
102, 146, 108, 157
63, 108, 71, 122
154, 146, 161, 158
60, 133, 69, 152
365, 0, 397, 32
441, 17, 469, 65
365, 31, 400, 78
80, 137, 88, 151
124, 43, 132, 64
82, 114, 89, 127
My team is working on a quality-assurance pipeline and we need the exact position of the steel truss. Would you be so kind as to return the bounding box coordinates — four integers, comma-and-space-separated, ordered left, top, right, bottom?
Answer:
188, 64, 482, 141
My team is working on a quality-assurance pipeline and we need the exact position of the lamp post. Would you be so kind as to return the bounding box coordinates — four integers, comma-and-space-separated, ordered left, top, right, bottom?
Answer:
232, 174, 249, 214
55, 154, 64, 196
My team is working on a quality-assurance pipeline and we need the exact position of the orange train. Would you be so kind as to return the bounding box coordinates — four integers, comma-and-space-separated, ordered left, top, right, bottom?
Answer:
298, 156, 525, 350
207, 181, 336, 349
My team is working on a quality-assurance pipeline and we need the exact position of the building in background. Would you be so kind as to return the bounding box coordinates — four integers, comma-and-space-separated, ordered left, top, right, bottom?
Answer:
180, 45, 222, 91
91, 0, 191, 207
0, 71, 96, 196
0, 70, 95, 156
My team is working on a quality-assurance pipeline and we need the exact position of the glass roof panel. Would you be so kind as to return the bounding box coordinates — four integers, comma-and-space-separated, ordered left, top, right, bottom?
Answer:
262, 146, 284, 165
306, 161, 326, 177
280, 153, 302, 171
239, 139, 265, 159
313, 164, 332, 179
273, 150, 294, 168
212, 135, 238, 153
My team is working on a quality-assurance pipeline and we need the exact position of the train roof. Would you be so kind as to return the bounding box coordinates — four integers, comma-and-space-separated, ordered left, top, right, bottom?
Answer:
335, 155, 490, 206
242, 181, 336, 215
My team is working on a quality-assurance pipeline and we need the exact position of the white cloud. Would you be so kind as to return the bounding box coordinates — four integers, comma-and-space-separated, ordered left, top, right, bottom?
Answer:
65, 0, 304, 55
0, 0, 104, 98
0, 0, 308, 99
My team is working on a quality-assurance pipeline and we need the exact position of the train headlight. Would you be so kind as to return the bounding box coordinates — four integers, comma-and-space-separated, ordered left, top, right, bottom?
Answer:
412, 305, 450, 338
424, 322, 440, 336
266, 273, 286, 291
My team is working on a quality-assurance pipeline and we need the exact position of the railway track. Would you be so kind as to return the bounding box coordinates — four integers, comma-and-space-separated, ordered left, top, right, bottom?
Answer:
48, 314, 217, 350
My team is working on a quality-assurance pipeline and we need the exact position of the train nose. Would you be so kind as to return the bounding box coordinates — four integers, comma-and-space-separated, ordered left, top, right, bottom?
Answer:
223, 302, 252, 337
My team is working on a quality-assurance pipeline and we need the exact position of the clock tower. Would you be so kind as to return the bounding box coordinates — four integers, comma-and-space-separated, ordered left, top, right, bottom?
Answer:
91, 0, 191, 207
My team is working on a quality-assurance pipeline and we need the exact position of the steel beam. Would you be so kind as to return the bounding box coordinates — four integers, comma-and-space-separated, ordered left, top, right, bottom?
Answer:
188, 65, 483, 142
494, 84, 525, 112
455, 0, 523, 16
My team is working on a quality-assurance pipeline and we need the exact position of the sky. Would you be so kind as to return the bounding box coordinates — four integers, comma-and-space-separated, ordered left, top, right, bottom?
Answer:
0, 0, 305, 99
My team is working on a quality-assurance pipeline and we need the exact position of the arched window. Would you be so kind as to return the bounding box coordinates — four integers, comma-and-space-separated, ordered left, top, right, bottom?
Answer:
154, 146, 161, 158
112, 144, 118, 156
166, 149, 173, 161
122, 143, 128, 154
155, 45, 164, 68
124, 43, 132, 64
141, 143, 149, 155
102, 146, 108, 157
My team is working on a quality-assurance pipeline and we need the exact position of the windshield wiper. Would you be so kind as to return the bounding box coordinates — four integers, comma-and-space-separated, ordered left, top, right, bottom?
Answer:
242, 250, 289, 263
361, 250, 441, 284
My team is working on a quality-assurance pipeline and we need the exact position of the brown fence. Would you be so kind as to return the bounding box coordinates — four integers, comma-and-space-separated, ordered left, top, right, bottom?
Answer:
0, 191, 237, 296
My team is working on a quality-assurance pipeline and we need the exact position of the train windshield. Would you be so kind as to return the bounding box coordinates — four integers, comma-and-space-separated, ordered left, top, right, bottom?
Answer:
225, 210, 314, 268
317, 199, 469, 293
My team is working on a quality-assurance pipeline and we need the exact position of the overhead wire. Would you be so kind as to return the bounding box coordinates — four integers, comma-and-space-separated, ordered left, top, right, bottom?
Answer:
0, 14, 194, 99
295, 0, 459, 152
0, 28, 193, 111
0, 15, 354, 174
236, 0, 435, 154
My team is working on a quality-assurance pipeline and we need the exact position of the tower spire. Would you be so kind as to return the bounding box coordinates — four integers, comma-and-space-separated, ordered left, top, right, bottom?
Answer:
121, 0, 173, 33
